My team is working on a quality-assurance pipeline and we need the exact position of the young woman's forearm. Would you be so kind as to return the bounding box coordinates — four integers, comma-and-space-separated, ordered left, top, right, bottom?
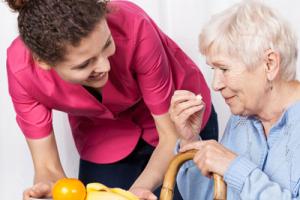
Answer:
130, 113, 178, 191
26, 131, 66, 184
131, 138, 177, 190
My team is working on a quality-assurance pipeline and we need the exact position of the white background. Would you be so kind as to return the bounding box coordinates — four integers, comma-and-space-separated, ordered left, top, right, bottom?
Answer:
0, 0, 299, 199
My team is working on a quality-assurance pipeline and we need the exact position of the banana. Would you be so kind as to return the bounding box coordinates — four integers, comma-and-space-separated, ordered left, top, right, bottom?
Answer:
86, 191, 128, 200
86, 183, 110, 192
85, 183, 139, 200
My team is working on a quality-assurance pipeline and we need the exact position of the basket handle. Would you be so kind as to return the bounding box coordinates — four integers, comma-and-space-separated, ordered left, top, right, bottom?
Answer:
159, 150, 227, 200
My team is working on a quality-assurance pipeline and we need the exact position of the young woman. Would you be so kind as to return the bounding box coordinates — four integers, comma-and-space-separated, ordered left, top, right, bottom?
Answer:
5, 0, 218, 199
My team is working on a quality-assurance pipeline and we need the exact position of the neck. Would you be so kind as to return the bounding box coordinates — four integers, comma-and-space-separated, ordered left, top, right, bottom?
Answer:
255, 80, 300, 136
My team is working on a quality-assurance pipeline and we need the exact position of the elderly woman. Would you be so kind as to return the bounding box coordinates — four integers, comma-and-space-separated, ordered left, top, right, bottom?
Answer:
170, 1, 300, 200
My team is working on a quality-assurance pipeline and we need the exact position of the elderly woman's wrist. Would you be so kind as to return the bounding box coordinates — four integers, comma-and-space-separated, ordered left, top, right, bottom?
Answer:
180, 135, 200, 147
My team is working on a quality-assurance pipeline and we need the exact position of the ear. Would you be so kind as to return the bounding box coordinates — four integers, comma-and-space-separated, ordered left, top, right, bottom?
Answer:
33, 56, 52, 70
263, 49, 280, 81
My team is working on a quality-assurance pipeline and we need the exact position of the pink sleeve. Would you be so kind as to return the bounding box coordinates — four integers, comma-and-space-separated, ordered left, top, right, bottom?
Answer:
133, 19, 174, 115
7, 64, 53, 139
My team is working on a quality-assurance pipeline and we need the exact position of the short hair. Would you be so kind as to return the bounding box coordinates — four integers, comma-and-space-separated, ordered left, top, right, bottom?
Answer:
199, 1, 298, 80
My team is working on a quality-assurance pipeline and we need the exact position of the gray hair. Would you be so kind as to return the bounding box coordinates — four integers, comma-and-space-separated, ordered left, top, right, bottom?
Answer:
199, 0, 298, 80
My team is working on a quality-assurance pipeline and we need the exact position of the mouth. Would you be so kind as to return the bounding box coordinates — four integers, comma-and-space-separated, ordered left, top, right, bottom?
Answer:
224, 96, 235, 104
87, 72, 107, 82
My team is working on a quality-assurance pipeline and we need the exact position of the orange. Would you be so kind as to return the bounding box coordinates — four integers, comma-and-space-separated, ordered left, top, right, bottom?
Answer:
52, 178, 86, 200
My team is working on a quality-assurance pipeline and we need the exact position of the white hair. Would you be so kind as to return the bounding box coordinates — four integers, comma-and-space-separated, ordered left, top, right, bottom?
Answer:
199, 0, 298, 80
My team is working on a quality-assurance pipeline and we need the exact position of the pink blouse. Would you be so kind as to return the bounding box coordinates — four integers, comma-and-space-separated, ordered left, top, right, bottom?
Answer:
7, 1, 211, 163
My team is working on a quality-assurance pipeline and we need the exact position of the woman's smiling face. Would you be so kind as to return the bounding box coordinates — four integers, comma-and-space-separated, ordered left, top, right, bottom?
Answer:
52, 19, 116, 89
208, 53, 268, 116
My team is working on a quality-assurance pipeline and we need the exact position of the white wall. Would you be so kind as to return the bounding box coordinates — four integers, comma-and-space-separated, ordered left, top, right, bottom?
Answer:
0, 1, 299, 199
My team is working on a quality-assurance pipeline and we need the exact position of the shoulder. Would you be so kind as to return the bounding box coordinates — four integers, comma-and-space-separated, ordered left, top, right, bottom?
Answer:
107, 1, 157, 39
108, 1, 151, 21
107, 1, 162, 63
7, 36, 34, 74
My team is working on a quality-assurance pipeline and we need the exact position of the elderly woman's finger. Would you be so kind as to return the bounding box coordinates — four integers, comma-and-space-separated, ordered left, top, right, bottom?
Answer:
177, 105, 204, 125
173, 99, 204, 118
180, 140, 205, 152
174, 90, 197, 96
171, 90, 198, 106
193, 151, 212, 178
171, 93, 203, 116
172, 105, 204, 137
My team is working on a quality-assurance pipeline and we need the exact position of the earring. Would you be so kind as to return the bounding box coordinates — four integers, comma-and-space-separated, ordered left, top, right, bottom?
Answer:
268, 80, 273, 91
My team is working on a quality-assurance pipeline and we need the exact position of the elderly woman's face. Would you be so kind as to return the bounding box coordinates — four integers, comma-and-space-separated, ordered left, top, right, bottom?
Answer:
207, 53, 267, 116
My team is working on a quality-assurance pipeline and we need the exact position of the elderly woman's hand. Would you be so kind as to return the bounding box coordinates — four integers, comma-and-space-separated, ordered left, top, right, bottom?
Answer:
180, 140, 237, 177
169, 90, 205, 143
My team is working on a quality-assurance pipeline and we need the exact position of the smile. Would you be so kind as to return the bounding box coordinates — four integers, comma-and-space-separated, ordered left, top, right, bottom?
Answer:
224, 96, 235, 104
87, 72, 107, 82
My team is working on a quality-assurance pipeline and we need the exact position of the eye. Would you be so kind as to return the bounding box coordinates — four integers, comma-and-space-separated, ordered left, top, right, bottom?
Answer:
102, 39, 112, 51
76, 60, 90, 70
219, 66, 229, 72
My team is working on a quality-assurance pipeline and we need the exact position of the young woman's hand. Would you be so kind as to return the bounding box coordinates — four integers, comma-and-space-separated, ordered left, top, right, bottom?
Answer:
23, 133, 66, 200
180, 140, 237, 177
129, 187, 157, 200
23, 181, 53, 200
169, 90, 205, 144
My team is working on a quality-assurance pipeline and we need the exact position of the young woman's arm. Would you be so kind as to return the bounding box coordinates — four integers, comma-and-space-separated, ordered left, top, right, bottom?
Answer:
129, 113, 178, 199
23, 131, 66, 200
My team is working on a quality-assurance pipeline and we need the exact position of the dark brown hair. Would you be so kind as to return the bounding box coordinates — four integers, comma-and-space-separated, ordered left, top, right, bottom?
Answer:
6, 0, 109, 65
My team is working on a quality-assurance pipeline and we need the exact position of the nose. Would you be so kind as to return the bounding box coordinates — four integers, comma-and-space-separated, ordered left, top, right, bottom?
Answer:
212, 69, 225, 91
94, 57, 111, 73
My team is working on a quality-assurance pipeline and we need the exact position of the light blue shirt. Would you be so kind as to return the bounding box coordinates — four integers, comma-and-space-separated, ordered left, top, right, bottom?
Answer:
176, 101, 300, 200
